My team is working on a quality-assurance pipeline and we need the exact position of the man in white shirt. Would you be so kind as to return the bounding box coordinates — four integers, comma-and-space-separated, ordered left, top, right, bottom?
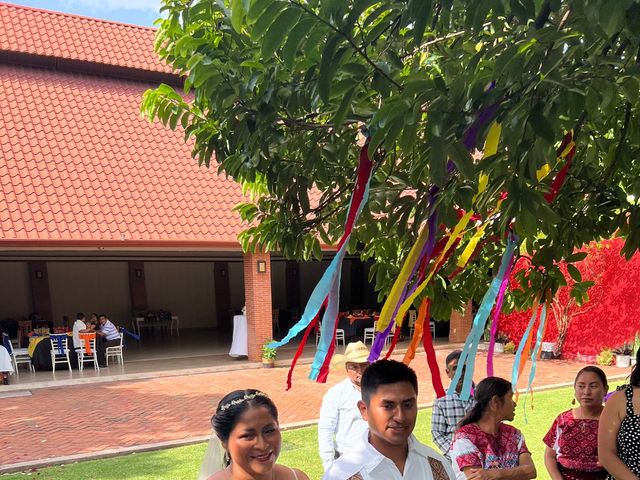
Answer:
319, 341, 370, 470
323, 359, 455, 480
72, 312, 91, 349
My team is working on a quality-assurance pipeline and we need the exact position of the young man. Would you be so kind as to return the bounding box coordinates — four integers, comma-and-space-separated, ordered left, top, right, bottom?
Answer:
318, 341, 370, 470
323, 359, 455, 480
431, 350, 475, 461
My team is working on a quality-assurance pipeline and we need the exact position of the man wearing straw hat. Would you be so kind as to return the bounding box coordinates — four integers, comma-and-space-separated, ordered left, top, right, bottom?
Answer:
318, 341, 371, 470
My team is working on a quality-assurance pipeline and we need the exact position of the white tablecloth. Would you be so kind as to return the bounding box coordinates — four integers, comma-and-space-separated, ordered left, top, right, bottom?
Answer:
0, 345, 14, 374
229, 315, 248, 357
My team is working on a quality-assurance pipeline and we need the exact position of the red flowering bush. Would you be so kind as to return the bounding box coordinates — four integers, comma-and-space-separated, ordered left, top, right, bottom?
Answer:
499, 238, 640, 357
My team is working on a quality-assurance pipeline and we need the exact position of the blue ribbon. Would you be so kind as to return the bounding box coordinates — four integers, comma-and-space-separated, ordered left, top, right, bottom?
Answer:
120, 327, 140, 344
525, 304, 547, 395
50, 334, 67, 355
448, 237, 517, 400
269, 156, 373, 381
511, 304, 540, 391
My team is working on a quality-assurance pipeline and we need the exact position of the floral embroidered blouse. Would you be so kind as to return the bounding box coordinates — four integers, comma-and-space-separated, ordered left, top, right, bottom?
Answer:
451, 423, 529, 480
543, 409, 607, 480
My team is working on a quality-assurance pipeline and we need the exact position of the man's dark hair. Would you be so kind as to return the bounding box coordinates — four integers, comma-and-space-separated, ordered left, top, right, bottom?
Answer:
76, 312, 85, 320
98, 314, 106, 319
445, 350, 462, 366
361, 359, 418, 405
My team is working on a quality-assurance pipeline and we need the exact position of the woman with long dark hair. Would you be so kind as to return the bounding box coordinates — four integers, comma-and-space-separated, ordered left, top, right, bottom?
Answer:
450, 377, 536, 480
199, 389, 309, 480
544, 366, 609, 480
598, 349, 640, 480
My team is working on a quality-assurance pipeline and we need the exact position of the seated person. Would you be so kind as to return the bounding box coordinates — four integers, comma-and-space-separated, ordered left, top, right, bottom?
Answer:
97, 314, 120, 348
323, 359, 454, 480
72, 312, 92, 349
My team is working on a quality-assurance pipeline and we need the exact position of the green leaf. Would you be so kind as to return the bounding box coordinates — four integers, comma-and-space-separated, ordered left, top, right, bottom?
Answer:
251, 2, 287, 40
410, 0, 432, 47
318, 34, 342, 102
528, 107, 555, 144
332, 86, 357, 127
447, 142, 474, 179
261, 8, 302, 57
567, 264, 582, 282
346, 0, 381, 31
231, 0, 245, 33
430, 138, 446, 186
599, 1, 626, 37
247, 0, 273, 21
282, 18, 316, 69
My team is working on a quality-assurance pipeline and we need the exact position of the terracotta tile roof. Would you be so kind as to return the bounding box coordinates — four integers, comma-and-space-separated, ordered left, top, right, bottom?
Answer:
0, 64, 248, 247
0, 2, 172, 74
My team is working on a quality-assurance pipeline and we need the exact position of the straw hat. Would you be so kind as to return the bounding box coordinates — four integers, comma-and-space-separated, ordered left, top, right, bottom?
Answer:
332, 341, 370, 367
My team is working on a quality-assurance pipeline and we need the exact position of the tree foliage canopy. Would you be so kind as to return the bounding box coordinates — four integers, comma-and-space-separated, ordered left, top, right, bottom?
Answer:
143, 0, 640, 319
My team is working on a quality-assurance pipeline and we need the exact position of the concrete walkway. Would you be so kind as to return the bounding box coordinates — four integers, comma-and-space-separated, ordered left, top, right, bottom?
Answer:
0, 349, 627, 472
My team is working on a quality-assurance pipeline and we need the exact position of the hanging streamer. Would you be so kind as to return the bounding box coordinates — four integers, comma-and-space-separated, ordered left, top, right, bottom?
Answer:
486, 251, 515, 377
448, 237, 518, 401
268, 142, 373, 385
402, 298, 430, 364
422, 303, 446, 398
524, 300, 549, 400
511, 297, 541, 397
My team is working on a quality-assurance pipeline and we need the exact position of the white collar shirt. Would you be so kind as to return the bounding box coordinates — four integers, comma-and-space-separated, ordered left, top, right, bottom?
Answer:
72, 320, 87, 348
323, 430, 455, 480
318, 378, 368, 469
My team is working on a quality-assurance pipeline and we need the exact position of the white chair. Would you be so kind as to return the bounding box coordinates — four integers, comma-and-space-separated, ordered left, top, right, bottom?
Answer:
315, 322, 346, 349
408, 310, 417, 337
429, 320, 436, 340
272, 309, 280, 335
106, 332, 125, 366
2, 333, 34, 376
134, 317, 145, 336
77, 334, 99, 371
49, 333, 71, 372
170, 315, 180, 336
363, 324, 375, 345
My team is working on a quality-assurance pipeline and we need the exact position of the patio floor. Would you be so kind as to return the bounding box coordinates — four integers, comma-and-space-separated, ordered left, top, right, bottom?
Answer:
3, 328, 452, 390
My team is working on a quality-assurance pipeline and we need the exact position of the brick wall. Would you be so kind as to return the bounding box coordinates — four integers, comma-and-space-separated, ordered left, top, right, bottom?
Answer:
243, 251, 273, 361
449, 300, 473, 343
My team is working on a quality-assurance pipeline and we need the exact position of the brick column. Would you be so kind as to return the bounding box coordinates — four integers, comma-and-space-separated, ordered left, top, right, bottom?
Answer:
243, 251, 273, 361
449, 300, 473, 343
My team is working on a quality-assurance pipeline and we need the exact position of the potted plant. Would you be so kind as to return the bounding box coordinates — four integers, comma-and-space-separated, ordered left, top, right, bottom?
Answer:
493, 333, 509, 353
262, 340, 276, 368
596, 348, 614, 367
504, 341, 516, 355
614, 343, 633, 368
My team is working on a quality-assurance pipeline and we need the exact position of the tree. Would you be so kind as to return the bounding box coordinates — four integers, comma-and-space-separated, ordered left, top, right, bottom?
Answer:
143, 0, 640, 317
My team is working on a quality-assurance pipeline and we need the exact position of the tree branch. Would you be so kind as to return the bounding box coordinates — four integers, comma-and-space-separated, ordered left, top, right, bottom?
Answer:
289, 0, 403, 91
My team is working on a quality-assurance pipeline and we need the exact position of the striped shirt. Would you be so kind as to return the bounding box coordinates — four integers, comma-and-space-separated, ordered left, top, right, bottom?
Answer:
100, 320, 119, 341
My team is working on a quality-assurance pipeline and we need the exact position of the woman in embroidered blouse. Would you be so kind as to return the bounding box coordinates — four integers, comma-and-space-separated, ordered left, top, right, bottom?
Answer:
450, 377, 536, 480
544, 366, 609, 480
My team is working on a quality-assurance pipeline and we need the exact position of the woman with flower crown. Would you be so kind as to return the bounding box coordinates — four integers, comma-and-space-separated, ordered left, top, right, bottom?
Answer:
199, 389, 309, 480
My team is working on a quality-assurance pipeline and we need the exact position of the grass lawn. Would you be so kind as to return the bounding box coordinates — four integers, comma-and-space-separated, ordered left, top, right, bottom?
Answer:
2, 382, 622, 480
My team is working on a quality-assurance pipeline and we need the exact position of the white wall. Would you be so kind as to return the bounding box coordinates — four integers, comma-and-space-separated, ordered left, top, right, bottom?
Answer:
0, 262, 31, 319
145, 262, 216, 329
48, 261, 130, 326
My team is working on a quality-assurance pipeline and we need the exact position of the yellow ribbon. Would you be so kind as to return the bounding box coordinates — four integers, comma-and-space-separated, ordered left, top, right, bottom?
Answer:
374, 225, 431, 332
483, 122, 501, 158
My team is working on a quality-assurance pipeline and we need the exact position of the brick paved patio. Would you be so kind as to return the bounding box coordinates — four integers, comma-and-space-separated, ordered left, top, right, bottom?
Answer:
0, 350, 626, 469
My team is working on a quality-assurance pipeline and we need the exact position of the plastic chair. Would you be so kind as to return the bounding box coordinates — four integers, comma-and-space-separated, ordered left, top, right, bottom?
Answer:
315, 322, 346, 349
363, 321, 391, 346
272, 309, 280, 335
106, 332, 124, 366
50, 333, 71, 372
408, 310, 417, 337
170, 315, 180, 336
2, 332, 33, 375
429, 320, 436, 340
77, 333, 99, 371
